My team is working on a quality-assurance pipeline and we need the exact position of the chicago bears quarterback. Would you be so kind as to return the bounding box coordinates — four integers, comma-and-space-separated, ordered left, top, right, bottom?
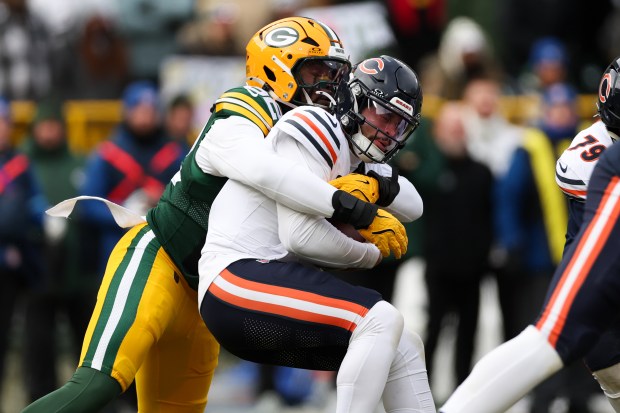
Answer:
440, 57, 620, 413
22, 18, 408, 413
199, 55, 434, 413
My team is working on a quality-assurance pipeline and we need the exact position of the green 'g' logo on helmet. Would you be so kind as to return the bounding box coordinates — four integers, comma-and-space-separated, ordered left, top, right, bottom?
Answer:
264, 27, 299, 48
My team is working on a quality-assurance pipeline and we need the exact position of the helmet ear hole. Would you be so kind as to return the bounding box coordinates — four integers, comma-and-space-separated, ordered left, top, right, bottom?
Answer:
263, 66, 276, 82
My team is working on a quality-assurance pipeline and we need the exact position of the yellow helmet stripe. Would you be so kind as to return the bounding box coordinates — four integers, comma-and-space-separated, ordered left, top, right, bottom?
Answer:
220, 92, 275, 128
215, 102, 269, 135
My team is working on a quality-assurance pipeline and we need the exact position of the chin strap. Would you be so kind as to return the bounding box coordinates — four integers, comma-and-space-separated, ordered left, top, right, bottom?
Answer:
351, 132, 386, 163
300, 88, 313, 105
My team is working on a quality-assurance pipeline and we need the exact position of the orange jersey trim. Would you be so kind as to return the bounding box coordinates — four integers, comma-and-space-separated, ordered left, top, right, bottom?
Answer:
293, 112, 338, 164
537, 176, 620, 346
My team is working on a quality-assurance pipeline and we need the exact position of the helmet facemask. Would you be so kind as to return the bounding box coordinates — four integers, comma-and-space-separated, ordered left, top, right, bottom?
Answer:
290, 57, 351, 111
245, 17, 351, 112
339, 79, 420, 163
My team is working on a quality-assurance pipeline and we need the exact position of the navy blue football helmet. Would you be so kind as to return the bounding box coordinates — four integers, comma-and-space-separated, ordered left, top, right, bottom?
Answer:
336, 55, 422, 163
598, 56, 620, 132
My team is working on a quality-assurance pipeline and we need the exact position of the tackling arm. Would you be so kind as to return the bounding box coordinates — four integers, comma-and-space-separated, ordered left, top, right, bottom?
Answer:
273, 133, 381, 268
366, 163, 423, 222
199, 117, 377, 227
331, 163, 423, 222
278, 203, 380, 269
386, 175, 423, 222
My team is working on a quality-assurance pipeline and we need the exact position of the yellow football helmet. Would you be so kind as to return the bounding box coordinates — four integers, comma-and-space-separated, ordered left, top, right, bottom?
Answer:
246, 16, 351, 109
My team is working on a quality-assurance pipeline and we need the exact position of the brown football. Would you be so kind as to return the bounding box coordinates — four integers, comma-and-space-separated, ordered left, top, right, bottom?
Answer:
327, 219, 366, 243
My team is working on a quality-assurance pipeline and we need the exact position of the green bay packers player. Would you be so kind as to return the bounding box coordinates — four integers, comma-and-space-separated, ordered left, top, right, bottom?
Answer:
22, 17, 407, 413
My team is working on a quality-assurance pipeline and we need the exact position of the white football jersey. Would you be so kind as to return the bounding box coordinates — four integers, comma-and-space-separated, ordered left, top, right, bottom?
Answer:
555, 120, 615, 201
198, 106, 372, 302
274, 106, 353, 180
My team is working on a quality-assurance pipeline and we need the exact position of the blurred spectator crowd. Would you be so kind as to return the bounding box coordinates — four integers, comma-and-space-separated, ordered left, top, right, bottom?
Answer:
2, 0, 618, 101
1, 0, 619, 412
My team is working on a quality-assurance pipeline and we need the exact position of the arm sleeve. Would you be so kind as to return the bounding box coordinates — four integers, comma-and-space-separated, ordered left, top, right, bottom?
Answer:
274, 136, 380, 268
278, 203, 380, 269
364, 163, 423, 222
196, 117, 338, 217
386, 175, 423, 222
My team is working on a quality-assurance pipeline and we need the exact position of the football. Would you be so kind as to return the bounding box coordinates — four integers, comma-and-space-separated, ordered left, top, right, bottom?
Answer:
327, 219, 366, 243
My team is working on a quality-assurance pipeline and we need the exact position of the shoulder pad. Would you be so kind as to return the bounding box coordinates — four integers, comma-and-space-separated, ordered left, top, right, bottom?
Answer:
213, 86, 282, 136
555, 122, 613, 200
276, 106, 346, 169
555, 157, 587, 200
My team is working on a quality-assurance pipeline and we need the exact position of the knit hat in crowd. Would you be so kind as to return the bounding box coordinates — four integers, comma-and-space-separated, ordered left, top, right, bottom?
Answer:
530, 37, 568, 67
122, 81, 160, 110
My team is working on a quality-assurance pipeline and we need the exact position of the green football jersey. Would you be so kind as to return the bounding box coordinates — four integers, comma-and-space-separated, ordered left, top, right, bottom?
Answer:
146, 86, 282, 289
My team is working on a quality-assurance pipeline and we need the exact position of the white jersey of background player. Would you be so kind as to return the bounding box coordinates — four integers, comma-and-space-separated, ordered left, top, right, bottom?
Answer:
556, 120, 617, 201
199, 56, 436, 413
556, 120, 617, 249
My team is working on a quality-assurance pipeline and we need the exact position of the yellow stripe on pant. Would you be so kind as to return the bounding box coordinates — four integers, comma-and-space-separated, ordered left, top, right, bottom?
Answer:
79, 223, 220, 412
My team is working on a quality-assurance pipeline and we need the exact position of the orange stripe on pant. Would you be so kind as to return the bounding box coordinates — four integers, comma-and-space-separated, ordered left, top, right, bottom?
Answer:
537, 177, 620, 346
220, 269, 369, 315
210, 269, 370, 332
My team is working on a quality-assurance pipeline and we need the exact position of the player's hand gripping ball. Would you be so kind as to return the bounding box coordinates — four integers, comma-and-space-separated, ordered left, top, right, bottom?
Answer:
329, 173, 380, 203
329, 174, 407, 258
358, 209, 408, 258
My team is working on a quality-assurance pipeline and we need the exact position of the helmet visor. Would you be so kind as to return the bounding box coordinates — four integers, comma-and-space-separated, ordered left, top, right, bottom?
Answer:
293, 58, 351, 107
360, 96, 418, 154
371, 99, 417, 140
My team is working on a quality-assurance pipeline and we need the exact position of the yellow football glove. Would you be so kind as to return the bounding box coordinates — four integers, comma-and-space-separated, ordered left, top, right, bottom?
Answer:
358, 209, 408, 259
329, 173, 380, 203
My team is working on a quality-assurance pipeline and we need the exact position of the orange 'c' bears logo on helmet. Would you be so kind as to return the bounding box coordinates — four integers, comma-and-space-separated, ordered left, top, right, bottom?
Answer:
358, 58, 385, 75
600, 72, 612, 103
